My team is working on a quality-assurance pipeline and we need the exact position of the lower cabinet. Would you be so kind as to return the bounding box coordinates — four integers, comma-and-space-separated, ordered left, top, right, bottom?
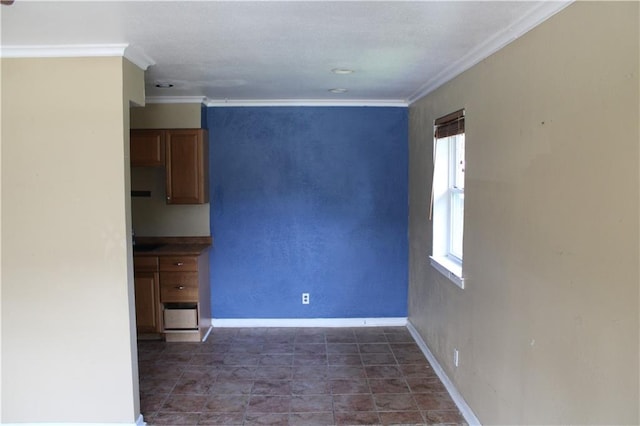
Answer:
134, 257, 161, 335
134, 251, 210, 342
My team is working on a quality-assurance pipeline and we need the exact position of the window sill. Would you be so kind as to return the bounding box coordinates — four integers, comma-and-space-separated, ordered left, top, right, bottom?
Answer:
429, 256, 465, 289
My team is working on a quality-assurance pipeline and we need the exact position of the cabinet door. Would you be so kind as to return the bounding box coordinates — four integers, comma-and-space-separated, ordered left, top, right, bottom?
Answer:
165, 129, 209, 204
134, 271, 161, 334
131, 130, 165, 167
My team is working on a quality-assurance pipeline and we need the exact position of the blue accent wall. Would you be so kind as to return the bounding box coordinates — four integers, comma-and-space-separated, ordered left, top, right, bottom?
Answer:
206, 107, 408, 318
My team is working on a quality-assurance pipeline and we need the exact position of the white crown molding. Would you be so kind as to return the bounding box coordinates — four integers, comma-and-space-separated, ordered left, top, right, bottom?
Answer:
0, 44, 155, 70
407, 321, 482, 426
406, 0, 573, 105
145, 96, 208, 105
203, 98, 408, 107
211, 317, 408, 328
123, 45, 155, 71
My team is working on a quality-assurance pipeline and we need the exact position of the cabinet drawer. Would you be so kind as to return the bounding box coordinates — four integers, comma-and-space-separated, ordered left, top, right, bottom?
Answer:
134, 256, 158, 272
159, 256, 198, 272
160, 272, 199, 302
164, 307, 198, 330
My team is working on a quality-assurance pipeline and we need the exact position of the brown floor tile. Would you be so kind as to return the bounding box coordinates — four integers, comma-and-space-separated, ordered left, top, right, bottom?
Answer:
247, 395, 292, 413
359, 343, 392, 354
289, 411, 335, 425
328, 353, 363, 366
294, 353, 327, 366
252, 379, 293, 395
365, 365, 403, 378
254, 366, 294, 380
413, 392, 458, 411
209, 378, 254, 395
373, 393, 418, 411
361, 352, 398, 366
260, 353, 294, 366
369, 378, 410, 394
160, 394, 208, 413
291, 379, 331, 395
196, 412, 244, 425
147, 411, 201, 425
138, 327, 462, 426
140, 393, 168, 415
327, 343, 359, 354
293, 365, 329, 380
331, 378, 370, 395
327, 365, 367, 379
332, 394, 376, 412
291, 394, 334, 412
379, 410, 424, 425
334, 411, 381, 425
172, 375, 217, 395
203, 394, 249, 412
423, 409, 467, 424
216, 366, 255, 380
244, 412, 289, 425
406, 376, 447, 393
399, 364, 437, 378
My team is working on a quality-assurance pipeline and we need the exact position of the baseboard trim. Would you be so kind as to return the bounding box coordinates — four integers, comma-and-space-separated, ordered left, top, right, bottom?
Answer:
211, 317, 408, 328
2, 421, 144, 426
136, 414, 146, 426
407, 321, 482, 426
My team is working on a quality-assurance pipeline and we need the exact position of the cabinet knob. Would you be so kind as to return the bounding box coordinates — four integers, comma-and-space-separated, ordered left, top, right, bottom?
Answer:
175, 262, 184, 266
175, 285, 185, 290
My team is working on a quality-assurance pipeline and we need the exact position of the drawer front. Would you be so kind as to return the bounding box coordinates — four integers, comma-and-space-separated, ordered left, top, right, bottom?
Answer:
159, 256, 198, 272
160, 272, 199, 302
134, 256, 158, 272
164, 308, 198, 329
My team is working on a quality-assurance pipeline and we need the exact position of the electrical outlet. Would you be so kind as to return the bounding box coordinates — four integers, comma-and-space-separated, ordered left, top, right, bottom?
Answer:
302, 293, 310, 305
454, 349, 459, 367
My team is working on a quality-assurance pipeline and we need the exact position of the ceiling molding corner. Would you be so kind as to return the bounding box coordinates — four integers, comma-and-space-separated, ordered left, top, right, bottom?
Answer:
124, 45, 155, 71
406, 0, 574, 105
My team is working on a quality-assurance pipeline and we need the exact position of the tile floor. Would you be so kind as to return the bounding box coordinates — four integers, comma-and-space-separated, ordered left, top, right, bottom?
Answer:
138, 327, 467, 425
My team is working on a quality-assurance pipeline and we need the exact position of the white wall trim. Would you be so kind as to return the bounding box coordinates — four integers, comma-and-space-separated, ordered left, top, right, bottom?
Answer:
406, 1, 573, 104
203, 98, 408, 107
407, 321, 482, 426
145, 96, 208, 104
0, 44, 155, 70
211, 317, 408, 328
1, 423, 142, 426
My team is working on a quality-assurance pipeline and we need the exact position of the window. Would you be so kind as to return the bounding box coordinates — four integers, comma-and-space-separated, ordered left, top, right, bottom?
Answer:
430, 109, 465, 288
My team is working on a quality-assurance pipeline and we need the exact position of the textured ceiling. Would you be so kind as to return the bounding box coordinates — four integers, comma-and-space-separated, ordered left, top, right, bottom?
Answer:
1, 1, 570, 105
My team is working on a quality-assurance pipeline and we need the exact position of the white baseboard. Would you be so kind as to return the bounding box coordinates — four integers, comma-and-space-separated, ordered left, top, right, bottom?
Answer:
406, 321, 482, 426
2, 421, 144, 426
210, 317, 408, 328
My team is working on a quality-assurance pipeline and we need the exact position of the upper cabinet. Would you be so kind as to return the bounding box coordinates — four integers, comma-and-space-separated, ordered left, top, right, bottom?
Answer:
166, 129, 209, 204
131, 129, 165, 167
131, 128, 209, 205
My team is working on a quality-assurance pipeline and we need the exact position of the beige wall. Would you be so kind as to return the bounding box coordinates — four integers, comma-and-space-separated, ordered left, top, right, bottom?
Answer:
1, 57, 144, 423
130, 103, 210, 236
408, 2, 639, 424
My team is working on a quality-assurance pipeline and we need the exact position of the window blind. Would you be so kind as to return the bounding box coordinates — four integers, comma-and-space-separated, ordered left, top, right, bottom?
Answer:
434, 109, 465, 139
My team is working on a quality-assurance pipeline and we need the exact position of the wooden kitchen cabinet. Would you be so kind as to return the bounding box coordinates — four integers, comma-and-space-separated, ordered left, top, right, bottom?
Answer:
130, 129, 165, 167
165, 129, 209, 204
133, 256, 162, 335
159, 252, 211, 342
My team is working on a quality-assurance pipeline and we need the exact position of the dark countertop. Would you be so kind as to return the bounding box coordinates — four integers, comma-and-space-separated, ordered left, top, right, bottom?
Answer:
133, 236, 212, 256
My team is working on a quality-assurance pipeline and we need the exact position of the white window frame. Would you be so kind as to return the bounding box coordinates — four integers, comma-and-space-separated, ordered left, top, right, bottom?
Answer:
430, 127, 465, 289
